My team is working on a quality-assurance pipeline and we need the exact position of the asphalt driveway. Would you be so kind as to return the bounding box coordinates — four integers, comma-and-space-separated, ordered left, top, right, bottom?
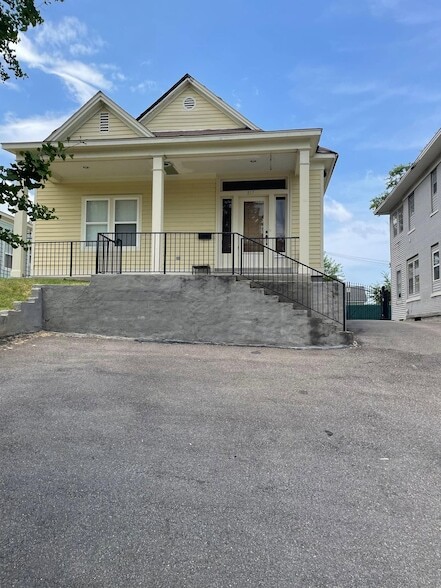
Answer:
1, 321, 441, 587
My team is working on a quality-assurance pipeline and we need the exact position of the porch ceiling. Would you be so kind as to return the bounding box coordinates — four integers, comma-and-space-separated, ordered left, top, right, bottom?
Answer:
48, 151, 298, 183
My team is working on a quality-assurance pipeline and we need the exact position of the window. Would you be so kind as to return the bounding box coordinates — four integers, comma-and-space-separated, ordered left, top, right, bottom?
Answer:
396, 269, 402, 300
84, 197, 139, 246
408, 193, 415, 231
407, 255, 420, 297
4, 252, 12, 269
392, 205, 403, 237
432, 245, 440, 283
221, 199, 232, 253
276, 196, 286, 252
431, 168, 438, 213
222, 179, 286, 191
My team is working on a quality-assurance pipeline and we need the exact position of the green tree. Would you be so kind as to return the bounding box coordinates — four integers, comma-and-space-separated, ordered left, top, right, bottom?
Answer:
324, 254, 344, 281
0, 0, 68, 249
371, 272, 391, 305
370, 163, 411, 211
0, 0, 63, 81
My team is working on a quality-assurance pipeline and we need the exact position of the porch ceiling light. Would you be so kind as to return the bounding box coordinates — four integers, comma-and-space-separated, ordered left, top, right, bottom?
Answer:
164, 160, 179, 175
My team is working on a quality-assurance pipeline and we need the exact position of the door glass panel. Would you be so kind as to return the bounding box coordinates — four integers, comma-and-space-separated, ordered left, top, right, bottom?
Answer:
243, 201, 264, 253
276, 196, 286, 252
222, 198, 232, 254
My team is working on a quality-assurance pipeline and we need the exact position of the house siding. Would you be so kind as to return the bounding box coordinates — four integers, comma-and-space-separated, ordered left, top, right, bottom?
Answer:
309, 167, 324, 270
143, 88, 243, 132
70, 110, 140, 140
389, 159, 441, 319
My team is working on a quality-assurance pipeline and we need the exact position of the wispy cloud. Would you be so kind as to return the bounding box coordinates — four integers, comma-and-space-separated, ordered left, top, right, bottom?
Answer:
327, 0, 441, 25
13, 17, 121, 105
324, 198, 353, 223
130, 80, 158, 94
0, 111, 73, 143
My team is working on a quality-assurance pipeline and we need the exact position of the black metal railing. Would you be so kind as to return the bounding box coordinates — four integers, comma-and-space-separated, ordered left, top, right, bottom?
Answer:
22, 233, 344, 328
25, 241, 97, 277
94, 232, 300, 274
239, 236, 346, 329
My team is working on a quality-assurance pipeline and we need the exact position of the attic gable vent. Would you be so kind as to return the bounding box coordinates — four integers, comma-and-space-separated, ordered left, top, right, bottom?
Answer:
183, 96, 196, 111
99, 111, 110, 132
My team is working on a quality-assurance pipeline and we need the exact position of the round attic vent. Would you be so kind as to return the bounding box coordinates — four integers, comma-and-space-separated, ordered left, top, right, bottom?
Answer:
183, 96, 196, 110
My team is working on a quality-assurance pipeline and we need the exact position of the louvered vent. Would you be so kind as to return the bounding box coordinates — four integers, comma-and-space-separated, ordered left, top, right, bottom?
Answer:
100, 111, 110, 132
183, 96, 196, 111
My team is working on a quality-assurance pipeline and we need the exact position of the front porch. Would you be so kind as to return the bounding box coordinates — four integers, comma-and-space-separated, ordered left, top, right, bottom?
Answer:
22, 232, 346, 330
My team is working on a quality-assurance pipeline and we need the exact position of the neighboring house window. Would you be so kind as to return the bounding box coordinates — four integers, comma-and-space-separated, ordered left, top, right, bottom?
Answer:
431, 168, 438, 213
407, 255, 420, 296
432, 245, 440, 283
408, 193, 415, 231
396, 269, 402, 300
392, 205, 403, 237
4, 252, 12, 270
85, 198, 139, 246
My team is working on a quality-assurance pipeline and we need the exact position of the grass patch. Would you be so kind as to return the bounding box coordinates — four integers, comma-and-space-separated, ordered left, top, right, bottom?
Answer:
0, 278, 90, 311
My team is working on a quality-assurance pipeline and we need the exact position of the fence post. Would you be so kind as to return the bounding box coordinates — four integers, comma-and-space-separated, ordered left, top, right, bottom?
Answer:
69, 241, 73, 277
95, 236, 100, 274
231, 233, 235, 275
163, 233, 167, 274
343, 282, 346, 331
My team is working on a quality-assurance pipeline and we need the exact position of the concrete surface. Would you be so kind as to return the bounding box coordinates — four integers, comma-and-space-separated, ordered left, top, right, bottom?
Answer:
0, 287, 42, 338
1, 320, 440, 587
42, 274, 350, 347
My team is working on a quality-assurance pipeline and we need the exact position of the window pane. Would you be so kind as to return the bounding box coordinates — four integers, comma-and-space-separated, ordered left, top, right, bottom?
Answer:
222, 199, 232, 254
86, 223, 108, 241
276, 197, 286, 252
115, 200, 137, 222
243, 201, 264, 253
115, 223, 136, 246
86, 200, 108, 222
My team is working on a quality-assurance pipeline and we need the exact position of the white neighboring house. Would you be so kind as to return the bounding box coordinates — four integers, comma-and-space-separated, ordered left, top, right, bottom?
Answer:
0, 211, 32, 278
376, 128, 440, 320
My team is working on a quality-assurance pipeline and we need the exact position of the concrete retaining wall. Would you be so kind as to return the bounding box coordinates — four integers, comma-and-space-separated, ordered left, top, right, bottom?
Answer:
0, 287, 43, 338
41, 275, 351, 347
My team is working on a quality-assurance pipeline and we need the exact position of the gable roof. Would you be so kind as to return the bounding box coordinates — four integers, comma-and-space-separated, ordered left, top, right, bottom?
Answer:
137, 73, 261, 131
45, 91, 154, 141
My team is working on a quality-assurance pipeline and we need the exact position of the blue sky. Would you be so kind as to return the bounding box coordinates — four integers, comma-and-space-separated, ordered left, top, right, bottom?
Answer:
1, 0, 441, 283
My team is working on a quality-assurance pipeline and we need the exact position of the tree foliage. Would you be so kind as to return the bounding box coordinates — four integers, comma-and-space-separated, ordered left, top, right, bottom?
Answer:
370, 163, 411, 211
0, 0, 63, 81
1, 0, 68, 250
324, 254, 344, 281
371, 272, 391, 305
0, 143, 71, 248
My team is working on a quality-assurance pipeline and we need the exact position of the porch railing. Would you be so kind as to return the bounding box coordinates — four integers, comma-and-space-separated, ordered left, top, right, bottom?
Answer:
23, 233, 344, 329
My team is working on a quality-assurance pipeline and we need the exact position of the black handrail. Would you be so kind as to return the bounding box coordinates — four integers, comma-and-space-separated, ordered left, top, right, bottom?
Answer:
238, 235, 346, 330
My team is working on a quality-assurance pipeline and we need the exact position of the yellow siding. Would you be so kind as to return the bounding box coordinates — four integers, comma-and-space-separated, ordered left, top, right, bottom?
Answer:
70, 109, 140, 140
309, 168, 324, 269
164, 179, 217, 231
34, 181, 151, 242
144, 87, 243, 132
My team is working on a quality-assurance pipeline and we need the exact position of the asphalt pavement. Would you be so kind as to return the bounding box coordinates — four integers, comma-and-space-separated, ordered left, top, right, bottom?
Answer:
1, 321, 440, 587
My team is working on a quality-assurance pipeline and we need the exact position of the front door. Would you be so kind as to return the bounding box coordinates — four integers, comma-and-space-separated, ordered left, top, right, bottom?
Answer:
239, 197, 268, 269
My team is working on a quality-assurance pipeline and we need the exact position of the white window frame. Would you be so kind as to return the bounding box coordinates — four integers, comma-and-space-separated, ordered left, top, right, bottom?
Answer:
432, 245, 440, 284
407, 255, 420, 297
82, 196, 141, 247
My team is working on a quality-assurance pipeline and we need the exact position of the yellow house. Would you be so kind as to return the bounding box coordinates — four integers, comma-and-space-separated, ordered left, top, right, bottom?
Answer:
2, 74, 337, 279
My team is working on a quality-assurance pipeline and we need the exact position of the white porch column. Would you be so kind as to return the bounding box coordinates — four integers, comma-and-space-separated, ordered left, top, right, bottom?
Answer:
11, 208, 28, 278
151, 155, 165, 272
298, 149, 310, 266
